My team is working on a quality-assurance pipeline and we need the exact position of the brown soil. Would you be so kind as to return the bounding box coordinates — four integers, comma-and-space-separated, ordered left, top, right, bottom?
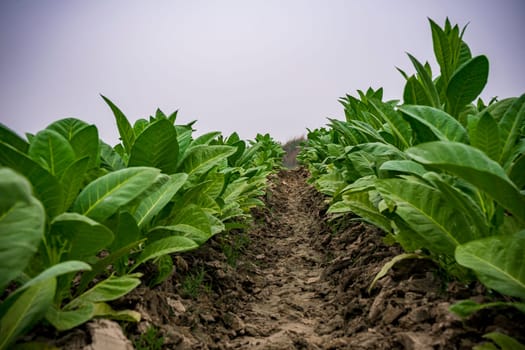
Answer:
33, 168, 524, 349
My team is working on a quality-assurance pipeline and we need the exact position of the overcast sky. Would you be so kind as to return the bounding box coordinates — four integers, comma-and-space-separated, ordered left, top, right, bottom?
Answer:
1, 1, 524, 145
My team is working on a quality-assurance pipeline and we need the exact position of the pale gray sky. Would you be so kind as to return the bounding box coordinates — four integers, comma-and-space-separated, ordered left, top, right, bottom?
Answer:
1, 1, 524, 145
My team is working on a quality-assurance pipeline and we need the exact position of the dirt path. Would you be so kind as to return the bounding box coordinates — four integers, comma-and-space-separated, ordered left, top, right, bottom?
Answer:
224, 168, 339, 349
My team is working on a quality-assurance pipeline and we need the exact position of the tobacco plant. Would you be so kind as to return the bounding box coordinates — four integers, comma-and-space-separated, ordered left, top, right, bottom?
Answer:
299, 18, 525, 320
0, 97, 283, 348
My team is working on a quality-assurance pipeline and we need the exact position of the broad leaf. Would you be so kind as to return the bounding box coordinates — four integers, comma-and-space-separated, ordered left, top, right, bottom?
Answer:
128, 119, 179, 173
28, 129, 75, 178
399, 105, 468, 143
498, 94, 525, 165
130, 173, 187, 228
72, 167, 160, 222
70, 124, 100, 169
46, 118, 89, 141
59, 157, 89, 210
0, 278, 56, 350
469, 112, 501, 161
446, 55, 489, 117
130, 236, 198, 271
67, 274, 142, 309
379, 160, 428, 178
49, 213, 114, 260
402, 76, 431, 106
0, 142, 64, 217
481, 332, 525, 350
376, 178, 469, 256
180, 145, 237, 178
45, 303, 94, 331
0, 123, 28, 153
450, 299, 525, 319
407, 141, 525, 223
330, 190, 392, 234
455, 231, 525, 299
369, 100, 411, 149
0, 168, 45, 292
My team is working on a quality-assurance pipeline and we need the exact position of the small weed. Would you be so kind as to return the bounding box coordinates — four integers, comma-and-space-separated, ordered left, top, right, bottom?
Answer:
220, 231, 250, 267
132, 325, 164, 350
181, 267, 209, 299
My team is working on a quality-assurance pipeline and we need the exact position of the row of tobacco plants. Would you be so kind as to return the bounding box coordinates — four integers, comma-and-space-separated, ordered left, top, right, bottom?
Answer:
0, 97, 284, 349
299, 19, 524, 348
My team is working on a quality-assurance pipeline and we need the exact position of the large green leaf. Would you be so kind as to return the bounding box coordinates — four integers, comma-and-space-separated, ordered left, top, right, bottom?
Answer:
446, 55, 489, 117
375, 177, 469, 256
424, 172, 489, 239
12, 261, 90, 297
406, 141, 525, 223
379, 160, 428, 178
47, 119, 100, 168
130, 236, 198, 272
152, 204, 213, 245
101, 95, 135, 153
498, 94, 525, 165
67, 274, 142, 309
0, 278, 56, 350
455, 231, 525, 299
72, 167, 160, 222
402, 75, 431, 106
0, 123, 28, 153
450, 299, 525, 319
60, 157, 89, 211
330, 190, 392, 234
481, 332, 525, 350
28, 129, 75, 178
70, 124, 100, 169
399, 105, 468, 143
0, 261, 90, 319
369, 100, 412, 149
128, 119, 179, 173
407, 53, 440, 108
0, 142, 64, 217
45, 303, 94, 331
469, 112, 501, 161
49, 213, 114, 260
180, 145, 237, 178
130, 173, 187, 228
46, 118, 89, 141
0, 168, 45, 292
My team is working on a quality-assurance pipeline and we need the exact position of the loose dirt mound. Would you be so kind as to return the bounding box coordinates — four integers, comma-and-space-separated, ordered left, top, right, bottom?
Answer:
34, 168, 524, 349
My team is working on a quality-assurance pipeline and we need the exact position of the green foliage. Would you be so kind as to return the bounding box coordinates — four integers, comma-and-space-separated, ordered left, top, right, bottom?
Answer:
299, 18, 525, 302
181, 267, 209, 299
0, 95, 282, 342
132, 326, 165, 350
456, 231, 525, 299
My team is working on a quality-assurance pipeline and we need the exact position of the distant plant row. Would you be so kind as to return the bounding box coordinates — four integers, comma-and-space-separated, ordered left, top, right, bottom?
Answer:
0, 98, 283, 349
299, 19, 525, 349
